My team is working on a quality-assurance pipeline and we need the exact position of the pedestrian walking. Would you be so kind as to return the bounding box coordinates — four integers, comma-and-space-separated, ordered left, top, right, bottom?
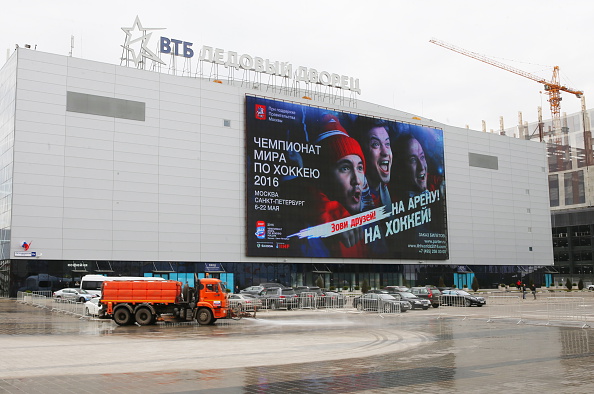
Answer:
530, 284, 536, 300
522, 283, 526, 299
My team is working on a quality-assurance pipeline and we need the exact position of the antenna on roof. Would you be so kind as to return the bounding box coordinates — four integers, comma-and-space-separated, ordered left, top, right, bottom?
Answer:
69, 35, 74, 57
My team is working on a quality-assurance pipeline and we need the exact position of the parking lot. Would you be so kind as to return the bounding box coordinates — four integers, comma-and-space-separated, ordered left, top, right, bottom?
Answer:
2, 293, 594, 393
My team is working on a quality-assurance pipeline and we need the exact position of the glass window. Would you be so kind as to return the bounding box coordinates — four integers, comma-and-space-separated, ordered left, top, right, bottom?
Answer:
548, 174, 559, 207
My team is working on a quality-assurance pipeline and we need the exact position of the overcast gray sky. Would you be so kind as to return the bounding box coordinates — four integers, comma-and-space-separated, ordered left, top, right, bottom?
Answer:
2, 1, 591, 133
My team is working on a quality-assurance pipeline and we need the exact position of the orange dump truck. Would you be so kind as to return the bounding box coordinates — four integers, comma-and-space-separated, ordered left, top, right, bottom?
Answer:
99, 278, 228, 326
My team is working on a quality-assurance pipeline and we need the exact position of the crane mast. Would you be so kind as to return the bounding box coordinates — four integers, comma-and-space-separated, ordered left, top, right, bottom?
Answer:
429, 39, 583, 136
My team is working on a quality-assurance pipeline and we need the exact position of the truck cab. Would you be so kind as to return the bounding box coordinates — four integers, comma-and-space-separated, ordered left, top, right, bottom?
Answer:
196, 278, 229, 324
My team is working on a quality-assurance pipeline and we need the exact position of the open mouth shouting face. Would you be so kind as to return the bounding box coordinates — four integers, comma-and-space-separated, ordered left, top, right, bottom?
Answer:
364, 126, 392, 188
328, 154, 365, 215
403, 138, 427, 192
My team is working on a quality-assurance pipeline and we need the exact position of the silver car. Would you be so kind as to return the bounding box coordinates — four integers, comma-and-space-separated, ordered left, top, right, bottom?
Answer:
53, 288, 95, 303
228, 294, 262, 311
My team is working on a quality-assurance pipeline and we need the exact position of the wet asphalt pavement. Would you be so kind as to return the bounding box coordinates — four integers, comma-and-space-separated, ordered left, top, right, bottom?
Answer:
2, 297, 594, 393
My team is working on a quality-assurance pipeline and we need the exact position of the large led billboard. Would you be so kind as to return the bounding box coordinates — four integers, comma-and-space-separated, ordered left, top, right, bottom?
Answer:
246, 96, 448, 260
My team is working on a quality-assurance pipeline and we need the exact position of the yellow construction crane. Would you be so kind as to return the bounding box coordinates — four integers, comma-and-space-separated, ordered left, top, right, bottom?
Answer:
429, 38, 583, 137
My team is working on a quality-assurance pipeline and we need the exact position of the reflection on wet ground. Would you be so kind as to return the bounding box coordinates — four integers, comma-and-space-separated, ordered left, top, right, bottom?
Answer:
2, 299, 594, 393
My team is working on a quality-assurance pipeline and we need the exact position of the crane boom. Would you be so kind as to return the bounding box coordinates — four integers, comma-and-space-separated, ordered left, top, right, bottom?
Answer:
429, 38, 583, 133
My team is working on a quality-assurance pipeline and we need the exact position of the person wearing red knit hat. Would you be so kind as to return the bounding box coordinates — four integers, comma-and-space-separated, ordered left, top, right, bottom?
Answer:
292, 114, 367, 257
314, 114, 366, 217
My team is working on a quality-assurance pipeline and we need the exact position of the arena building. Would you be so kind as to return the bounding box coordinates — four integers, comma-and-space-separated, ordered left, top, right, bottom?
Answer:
0, 21, 552, 296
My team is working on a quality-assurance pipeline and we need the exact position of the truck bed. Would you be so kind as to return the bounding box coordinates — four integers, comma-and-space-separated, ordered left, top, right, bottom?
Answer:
101, 280, 181, 304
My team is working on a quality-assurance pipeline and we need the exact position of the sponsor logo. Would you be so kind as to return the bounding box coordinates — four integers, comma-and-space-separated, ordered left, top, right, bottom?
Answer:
256, 221, 266, 239
255, 104, 267, 120
121, 16, 166, 67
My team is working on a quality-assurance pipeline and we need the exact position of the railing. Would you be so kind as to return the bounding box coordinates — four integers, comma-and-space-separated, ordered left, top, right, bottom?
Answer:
17, 290, 594, 328
353, 298, 404, 315
18, 291, 87, 317
297, 292, 318, 309
546, 297, 589, 328
486, 295, 523, 324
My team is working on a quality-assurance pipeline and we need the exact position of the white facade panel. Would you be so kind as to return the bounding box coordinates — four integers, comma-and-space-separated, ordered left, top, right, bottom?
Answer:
113, 161, 158, 175
16, 119, 65, 136
16, 109, 65, 127
17, 78, 66, 96
64, 187, 112, 201
67, 77, 118, 96
17, 68, 67, 85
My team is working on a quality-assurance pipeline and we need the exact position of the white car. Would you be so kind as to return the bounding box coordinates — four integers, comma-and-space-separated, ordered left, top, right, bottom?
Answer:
84, 298, 101, 316
587, 285, 594, 291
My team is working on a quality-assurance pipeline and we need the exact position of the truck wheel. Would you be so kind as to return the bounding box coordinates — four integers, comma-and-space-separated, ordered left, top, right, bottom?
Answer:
135, 307, 154, 326
113, 307, 133, 326
197, 308, 214, 325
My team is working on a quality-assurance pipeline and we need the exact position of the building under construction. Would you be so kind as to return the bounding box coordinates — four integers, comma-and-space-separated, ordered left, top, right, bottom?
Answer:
502, 105, 594, 284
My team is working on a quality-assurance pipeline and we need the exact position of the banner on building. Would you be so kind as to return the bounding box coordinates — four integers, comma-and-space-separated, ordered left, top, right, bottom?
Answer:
246, 96, 448, 260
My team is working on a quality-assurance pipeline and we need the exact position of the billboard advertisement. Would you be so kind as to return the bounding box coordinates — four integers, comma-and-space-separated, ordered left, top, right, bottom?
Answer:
246, 96, 448, 260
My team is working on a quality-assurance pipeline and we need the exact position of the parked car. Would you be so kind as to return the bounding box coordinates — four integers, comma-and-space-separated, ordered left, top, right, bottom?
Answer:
353, 293, 411, 313
587, 285, 594, 291
53, 288, 95, 303
321, 291, 347, 308
259, 282, 288, 289
367, 289, 389, 294
410, 286, 441, 308
390, 291, 431, 310
383, 286, 410, 293
258, 287, 299, 310
228, 293, 262, 311
84, 298, 101, 316
294, 286, 325, 308
440, 289, 486, 307
294, 286, 323, 296
240, 285, 265, 295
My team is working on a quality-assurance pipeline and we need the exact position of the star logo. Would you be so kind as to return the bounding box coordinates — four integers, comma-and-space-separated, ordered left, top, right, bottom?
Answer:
121, 16, 166, 67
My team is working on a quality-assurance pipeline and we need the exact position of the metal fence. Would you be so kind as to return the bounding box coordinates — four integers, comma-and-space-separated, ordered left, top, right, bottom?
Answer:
546, 297, 589, 328
486, 295, 523, 324
252, 293, 408, 315
255, 293, 354, 311
18, 291, 87, 317
16, 290, 594, 328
